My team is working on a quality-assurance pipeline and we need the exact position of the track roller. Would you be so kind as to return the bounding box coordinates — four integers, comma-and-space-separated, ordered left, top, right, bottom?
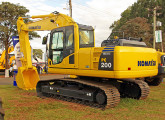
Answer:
96, 91, 106, 105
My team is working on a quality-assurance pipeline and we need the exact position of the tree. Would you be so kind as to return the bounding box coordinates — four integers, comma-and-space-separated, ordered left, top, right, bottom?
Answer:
33, 49, 43, 60
110, 0, 164, 50
0, 2, 40, 69
119, 17, 153, 47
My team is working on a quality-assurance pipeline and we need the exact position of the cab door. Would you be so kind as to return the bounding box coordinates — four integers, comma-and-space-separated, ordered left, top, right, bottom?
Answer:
49, 26, 75, 68
49, 28, 64, 67
63, 26, 74, 65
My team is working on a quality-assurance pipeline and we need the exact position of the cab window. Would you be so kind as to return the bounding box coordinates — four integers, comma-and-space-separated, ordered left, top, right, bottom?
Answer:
79, 29, 94, 48
65, 28, 74, 48
52, 51, 63, 64
52, 32, 63, 49
51, 31, 63, 64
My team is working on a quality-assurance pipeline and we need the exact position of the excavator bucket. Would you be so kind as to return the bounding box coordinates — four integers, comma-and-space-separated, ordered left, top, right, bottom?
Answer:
16, 67, 39, 90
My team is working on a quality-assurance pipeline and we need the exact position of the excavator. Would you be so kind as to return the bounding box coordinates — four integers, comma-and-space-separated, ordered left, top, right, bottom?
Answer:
0, 46, 15, 72
16, 11, 164, 109
101, 37, 165, 86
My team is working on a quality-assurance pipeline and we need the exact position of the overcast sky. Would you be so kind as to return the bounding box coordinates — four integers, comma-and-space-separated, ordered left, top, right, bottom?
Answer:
1, 0, 137, 53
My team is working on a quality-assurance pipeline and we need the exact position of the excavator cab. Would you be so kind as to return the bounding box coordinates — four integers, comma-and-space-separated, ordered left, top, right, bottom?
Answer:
43, 24, 94, 70
49, 26, 74, 65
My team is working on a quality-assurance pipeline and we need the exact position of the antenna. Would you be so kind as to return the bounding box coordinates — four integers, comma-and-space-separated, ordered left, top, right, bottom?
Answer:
69, 0, 72, 18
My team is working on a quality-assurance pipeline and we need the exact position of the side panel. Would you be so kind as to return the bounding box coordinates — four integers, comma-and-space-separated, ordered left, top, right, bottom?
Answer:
114, 46, 158, 78
78, 48, 92, 70
114, 46, 158, 71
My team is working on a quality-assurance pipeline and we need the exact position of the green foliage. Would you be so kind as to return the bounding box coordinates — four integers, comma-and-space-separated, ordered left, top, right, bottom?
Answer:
110, 0, 165, 50
0, 2, 40, 68
0, 2, 29, 68
0, 2, 40, 43
120, 17, 153, 47
0, 2, 29, 42
33, 49, 43, 59
29, 31, 41, 39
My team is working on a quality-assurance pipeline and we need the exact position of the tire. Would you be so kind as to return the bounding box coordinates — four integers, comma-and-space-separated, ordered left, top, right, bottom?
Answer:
145, 75, 163, 86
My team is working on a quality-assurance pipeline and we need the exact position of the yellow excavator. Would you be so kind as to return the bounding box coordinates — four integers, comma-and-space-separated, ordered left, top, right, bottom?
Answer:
101, 38, 165, 86
16, 12, 165, 109
0, 46, 15, 71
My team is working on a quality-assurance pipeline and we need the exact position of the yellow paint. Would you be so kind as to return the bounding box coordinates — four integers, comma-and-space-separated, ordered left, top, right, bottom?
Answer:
114, 46, 158, 71
0, 46, 15, 70
78, 48, 91, 69
101, 58, 106, 62
9, 56, 15, 65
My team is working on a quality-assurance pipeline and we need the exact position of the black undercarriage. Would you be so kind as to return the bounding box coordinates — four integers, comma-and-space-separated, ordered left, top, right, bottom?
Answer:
36, 77, 149, 109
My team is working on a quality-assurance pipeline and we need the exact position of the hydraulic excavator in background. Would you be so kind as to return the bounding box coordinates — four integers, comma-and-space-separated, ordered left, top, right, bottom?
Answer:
0, 46, 15, 72
16, 12, 165, 109
101, 37, 165, 86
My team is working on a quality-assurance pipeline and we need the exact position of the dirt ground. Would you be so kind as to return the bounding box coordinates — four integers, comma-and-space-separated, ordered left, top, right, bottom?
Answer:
0, 73, 65, 85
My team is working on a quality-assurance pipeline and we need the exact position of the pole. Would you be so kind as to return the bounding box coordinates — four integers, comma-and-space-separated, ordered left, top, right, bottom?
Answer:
153, 7, 156, 49
161, 42, 164, 52
69, 0, 72, 18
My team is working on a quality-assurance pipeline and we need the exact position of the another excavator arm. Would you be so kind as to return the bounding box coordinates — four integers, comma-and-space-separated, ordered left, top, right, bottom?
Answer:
0, 46, 14, 70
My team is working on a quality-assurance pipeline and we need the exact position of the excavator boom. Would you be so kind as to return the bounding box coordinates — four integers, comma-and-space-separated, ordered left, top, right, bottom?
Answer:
17, 12, 77, 90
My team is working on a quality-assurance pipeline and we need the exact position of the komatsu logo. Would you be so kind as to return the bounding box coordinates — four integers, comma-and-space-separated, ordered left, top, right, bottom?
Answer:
138, 60, 156, 66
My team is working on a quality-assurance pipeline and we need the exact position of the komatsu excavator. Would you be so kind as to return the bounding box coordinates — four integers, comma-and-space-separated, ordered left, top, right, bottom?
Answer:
0, 46, 15, 71
16, 12, 164, 109
101, 38, 165, 86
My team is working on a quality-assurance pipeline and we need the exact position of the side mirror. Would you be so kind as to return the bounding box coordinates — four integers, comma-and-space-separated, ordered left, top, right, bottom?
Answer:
42, 36, 48, 44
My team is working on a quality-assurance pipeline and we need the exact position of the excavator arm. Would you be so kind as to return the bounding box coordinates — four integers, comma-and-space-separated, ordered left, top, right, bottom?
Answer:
16, 12, 76, 90
0, 46, 14, 71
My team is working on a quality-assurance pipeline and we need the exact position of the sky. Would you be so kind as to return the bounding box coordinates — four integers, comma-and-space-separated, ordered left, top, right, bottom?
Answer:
1, 0, 137, 53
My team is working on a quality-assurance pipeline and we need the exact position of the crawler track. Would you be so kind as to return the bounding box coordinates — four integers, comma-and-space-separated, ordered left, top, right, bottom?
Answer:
37, 78, 120, 109
119, 79, 150, 100
37, 78, 150, 109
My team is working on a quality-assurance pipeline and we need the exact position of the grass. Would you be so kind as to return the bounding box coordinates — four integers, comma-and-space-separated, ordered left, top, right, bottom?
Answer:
0, 82, 165, 120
